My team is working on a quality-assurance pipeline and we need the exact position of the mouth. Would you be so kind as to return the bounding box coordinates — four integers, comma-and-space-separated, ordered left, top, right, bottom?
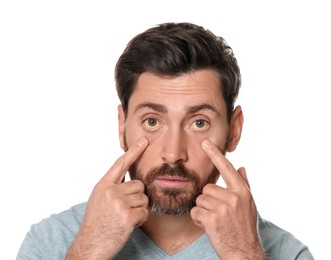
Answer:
154, 176, 190, 189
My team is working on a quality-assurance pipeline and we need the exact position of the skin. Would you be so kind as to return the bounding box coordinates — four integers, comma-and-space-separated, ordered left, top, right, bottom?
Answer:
66, 69, 266, 259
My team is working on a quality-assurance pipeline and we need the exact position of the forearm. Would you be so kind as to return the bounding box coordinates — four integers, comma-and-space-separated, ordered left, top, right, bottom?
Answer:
215, 239, 266, 260
65, 234, 119, 260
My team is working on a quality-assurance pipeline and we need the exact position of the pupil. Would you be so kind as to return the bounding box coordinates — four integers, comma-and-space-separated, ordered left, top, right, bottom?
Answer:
148, 119, 156, 126
197, 120, 204, 127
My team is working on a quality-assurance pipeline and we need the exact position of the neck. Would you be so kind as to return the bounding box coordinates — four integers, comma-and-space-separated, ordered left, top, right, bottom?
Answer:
140, 210, 205, 255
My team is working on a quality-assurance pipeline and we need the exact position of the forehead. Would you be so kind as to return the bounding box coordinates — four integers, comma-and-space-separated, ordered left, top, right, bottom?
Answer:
128, 69, 226, 113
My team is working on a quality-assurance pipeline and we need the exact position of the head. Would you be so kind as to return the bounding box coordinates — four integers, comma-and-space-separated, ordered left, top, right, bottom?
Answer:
115, 22, 243, 216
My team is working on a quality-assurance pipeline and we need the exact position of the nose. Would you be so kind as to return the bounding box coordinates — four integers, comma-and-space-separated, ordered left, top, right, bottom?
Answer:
161, 127, 188, 165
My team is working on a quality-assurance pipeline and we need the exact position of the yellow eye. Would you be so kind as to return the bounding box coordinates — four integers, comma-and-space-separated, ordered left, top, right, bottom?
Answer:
192, 119, 210, 131
142, 118, 160, 131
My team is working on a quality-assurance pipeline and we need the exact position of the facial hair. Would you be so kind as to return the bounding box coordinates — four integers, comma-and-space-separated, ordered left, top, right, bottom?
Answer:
128, 162, 219, 216
123, 129, 226, 216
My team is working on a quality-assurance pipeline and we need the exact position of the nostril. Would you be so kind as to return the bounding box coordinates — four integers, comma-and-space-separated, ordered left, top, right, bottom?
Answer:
161, 150, 188, 165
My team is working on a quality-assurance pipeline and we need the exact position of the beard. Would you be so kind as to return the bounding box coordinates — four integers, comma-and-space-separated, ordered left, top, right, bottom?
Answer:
128, 162, 219, 216
123, 128, 227, 216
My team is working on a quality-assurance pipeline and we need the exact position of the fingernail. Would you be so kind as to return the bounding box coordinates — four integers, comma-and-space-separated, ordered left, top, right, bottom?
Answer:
202, 140, 212, 149
137, 137, 148, 147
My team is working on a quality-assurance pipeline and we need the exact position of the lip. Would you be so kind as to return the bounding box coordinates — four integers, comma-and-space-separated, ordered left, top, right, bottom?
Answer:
154, 176, 190, 188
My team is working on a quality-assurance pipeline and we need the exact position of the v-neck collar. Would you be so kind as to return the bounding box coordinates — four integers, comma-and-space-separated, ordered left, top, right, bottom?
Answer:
134, 228, 208, 258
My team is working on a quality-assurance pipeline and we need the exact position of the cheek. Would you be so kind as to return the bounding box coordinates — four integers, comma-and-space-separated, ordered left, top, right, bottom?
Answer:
185, 131, 226, 176
187, 141, 213, 169
132, 144, 162, 177
124, 121, 147, 147
205, 125, 229, 152
187, 129, 228, 155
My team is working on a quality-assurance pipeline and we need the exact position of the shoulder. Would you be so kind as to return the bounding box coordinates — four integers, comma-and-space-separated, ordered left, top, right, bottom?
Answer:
17, 202, 86, 260
258, 215, 314, 259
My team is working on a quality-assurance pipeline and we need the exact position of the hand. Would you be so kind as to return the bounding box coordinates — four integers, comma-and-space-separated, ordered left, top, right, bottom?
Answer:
190, 140, 265, 260
66, 138, 149, 260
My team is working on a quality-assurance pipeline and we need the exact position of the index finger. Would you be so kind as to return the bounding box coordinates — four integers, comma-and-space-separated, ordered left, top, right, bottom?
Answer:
103, 137, 148, 184
202, 139, 244, 189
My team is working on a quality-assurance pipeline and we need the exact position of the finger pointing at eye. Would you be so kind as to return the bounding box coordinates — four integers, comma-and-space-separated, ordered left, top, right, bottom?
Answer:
202, 140, 243, 189
103, 137, 148, 184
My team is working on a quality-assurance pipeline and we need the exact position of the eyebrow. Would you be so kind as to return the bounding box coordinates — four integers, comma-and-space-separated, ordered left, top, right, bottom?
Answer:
134, 102, 168, 114
185, 104, 218, 115
134, 102, 218, 116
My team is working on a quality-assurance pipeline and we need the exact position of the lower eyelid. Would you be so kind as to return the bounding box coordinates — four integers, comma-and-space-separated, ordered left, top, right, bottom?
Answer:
142, 119, 161, 131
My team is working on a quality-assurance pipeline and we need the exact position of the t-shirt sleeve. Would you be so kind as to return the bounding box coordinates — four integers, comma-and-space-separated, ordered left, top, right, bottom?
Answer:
16, 220, 69, 259
258, 216, 315, 259
16, 203, 85, 260
278, 232, 315, 260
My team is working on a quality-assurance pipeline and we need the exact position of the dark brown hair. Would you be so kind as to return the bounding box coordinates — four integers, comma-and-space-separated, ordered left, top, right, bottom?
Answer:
115, 22, 241, 120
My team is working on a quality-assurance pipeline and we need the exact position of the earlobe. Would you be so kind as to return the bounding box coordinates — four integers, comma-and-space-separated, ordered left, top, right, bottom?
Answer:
118, 105, 125, 150
226, 106, 244, 152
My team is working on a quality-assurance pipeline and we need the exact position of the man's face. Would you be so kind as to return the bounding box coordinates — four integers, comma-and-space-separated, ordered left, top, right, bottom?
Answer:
118, 69, 241, 216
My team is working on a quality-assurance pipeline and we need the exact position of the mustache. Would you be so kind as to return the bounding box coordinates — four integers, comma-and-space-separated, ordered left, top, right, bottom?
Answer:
141, 163, 200, 184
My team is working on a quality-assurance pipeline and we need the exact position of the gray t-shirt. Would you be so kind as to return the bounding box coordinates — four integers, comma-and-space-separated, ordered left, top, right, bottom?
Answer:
17, 202, 314, 259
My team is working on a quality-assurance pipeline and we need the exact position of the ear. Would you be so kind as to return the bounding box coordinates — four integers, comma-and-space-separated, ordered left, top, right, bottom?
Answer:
118, 105, 126, 150
226, 105, 244, 152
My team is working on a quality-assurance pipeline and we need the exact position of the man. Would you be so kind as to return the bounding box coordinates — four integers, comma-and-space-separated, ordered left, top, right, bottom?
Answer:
17, 22, 314, 259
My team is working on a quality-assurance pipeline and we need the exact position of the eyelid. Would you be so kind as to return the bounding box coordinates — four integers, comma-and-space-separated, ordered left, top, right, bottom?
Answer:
189, 114, 210, 124
141, 115, 161, 132
141, 113, 161, 122
191, 119, 210, 131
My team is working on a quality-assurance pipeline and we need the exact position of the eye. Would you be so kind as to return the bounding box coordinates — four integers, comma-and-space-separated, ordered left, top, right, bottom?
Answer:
142, 118, 160, 131
191, 119, 210, 131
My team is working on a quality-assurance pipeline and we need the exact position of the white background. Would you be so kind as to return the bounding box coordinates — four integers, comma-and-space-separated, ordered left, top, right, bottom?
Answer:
1, 1, 330, 259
